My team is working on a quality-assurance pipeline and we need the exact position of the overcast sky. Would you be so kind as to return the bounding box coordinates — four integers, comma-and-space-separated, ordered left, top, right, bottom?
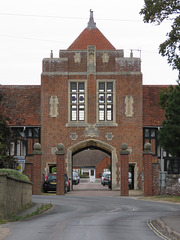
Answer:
0, 0, 178, 86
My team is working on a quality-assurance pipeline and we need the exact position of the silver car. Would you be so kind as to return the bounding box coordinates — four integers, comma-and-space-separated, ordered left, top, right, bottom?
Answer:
101, 172, 111, 185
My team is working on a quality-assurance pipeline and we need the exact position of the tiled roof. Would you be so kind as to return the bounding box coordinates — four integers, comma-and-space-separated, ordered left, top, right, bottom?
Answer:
0, 85, 40, 126
68, 10, 115, 50
73, 150, 109, 167
67, 28, 116, 50
143, 85, 169, 126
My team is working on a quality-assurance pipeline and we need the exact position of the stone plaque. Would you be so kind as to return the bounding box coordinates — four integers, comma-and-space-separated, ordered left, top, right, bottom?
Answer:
102, 52, 109, 63
125, 95, 134, 117
74, 52, 81, 63
50, 96, 59, 118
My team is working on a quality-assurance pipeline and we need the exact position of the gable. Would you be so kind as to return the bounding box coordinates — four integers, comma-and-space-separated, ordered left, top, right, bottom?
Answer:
68, 28, 116, 50
68, 10, 115, 50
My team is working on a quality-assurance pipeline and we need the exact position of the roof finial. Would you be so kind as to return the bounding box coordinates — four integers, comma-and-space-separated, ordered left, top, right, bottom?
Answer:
87, 9, 96, 29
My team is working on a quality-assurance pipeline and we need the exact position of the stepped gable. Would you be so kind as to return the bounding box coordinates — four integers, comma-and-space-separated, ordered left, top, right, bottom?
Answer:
68, 10, 116, 50
143, 85, 168, 126
0, 85, 41, 126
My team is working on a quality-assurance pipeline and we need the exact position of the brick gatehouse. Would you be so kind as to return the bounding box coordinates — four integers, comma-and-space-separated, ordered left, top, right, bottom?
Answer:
0, 11, 170, 190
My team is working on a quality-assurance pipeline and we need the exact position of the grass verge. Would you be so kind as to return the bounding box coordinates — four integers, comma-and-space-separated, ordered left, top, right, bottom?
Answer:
0, 203, 53, 224
141, 195, 180, 203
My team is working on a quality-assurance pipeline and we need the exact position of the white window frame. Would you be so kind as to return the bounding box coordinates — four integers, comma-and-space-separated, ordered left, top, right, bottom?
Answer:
96, 79, 116, 126
68, 79, 87, 126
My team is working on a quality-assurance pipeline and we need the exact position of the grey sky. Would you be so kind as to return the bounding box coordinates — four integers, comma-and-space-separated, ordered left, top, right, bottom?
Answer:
0, 0, 178, 85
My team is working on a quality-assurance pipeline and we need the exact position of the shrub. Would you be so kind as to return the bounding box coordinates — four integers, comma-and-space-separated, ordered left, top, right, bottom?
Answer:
0, 169, 29, 182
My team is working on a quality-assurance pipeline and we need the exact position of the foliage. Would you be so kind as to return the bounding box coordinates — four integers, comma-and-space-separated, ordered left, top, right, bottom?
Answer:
140, 0, 180, 73
0, 90, 16, 168
0, 169, 29, 182
51, 167, 57, 173
158, 81, 180, 157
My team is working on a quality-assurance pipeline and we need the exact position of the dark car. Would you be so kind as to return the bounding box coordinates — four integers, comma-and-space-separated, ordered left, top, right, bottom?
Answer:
43, 173, 57, 193
43, 173, 70, 193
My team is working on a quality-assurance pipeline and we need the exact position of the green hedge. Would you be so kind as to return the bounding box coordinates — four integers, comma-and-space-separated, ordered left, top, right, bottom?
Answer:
0, 169, 30, 182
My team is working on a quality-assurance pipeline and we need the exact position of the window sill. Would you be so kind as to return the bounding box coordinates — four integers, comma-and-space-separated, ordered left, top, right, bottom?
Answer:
96, 122, 118, 127
66, 122, 88, 127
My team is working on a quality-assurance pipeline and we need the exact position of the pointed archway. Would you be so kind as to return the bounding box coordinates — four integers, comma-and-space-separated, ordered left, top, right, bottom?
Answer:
66, 139, 118, 190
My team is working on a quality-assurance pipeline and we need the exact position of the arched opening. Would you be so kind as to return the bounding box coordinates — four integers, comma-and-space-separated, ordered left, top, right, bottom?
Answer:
66, 139, 118, 191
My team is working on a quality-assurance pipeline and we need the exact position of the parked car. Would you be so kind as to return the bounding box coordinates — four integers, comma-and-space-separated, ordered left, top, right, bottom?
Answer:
101, 171, 111, 185
43, 173, 70, 193
105, 172, 132, 189
102, 173, 111, 186
64, 173, 70, 192
75, 172, 80, 183
129, 172, 132, 189
72, 172, 78, 185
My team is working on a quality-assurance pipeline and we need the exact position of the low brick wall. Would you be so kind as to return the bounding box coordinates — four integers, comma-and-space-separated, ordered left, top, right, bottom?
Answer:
0, 173, 32, 219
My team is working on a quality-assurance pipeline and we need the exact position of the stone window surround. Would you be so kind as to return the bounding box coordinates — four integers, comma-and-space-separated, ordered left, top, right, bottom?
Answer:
67, 79, 88, 127
66, 79, 117, 127
96, 79, 117, 127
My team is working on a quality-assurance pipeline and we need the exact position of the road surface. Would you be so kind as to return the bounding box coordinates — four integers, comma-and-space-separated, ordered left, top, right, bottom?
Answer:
2, 185, 180, 240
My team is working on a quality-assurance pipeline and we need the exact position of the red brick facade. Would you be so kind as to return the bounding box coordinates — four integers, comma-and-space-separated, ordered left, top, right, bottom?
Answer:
120, 149, 129, 196
96, 156, 110, 178
56, 153, 65, 195
0, 11, 170, 192
143, 147, 153, 196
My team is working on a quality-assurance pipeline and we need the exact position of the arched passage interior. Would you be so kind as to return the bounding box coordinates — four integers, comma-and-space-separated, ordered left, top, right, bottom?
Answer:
66, 139, 118, 190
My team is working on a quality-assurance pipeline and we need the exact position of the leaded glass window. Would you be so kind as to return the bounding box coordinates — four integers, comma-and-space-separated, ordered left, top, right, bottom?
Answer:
70, 82, 85, 121
98, 82, 113, 121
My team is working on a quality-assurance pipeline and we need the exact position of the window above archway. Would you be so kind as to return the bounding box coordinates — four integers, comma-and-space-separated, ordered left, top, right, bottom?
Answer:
96, 79, 116, 126
68, 80, 87, 126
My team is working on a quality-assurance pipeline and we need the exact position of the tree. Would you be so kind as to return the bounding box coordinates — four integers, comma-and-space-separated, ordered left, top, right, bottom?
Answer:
140, 0, 180, 75
158, 81, 180, 157
0, 90, 15, 168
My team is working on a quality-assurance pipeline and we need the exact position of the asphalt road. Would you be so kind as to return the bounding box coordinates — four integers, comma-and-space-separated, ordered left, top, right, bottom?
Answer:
3, 189, 180, 240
